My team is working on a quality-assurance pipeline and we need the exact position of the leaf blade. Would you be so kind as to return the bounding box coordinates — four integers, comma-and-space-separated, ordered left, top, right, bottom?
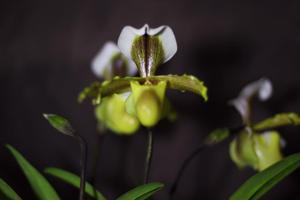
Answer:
116, 182, 164, 200
43, 114, 75, 136
230, 153, 300, 200
44, 167, 106, 200
0, 178, 23, 200
6, 145, 60, 200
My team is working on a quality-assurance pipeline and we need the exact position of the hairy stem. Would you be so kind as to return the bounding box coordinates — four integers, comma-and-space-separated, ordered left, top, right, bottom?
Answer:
144, 129, 154, 184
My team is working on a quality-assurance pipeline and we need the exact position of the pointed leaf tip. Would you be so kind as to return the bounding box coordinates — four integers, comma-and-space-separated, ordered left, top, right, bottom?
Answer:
43, 113, 75, 136
0, 178, 23, 200
6, 145, 60, 200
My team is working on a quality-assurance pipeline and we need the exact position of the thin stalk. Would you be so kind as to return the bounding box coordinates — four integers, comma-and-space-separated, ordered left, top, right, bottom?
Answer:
144, 129, 153, 184
76, 135, 87, 200
169, 126, 243, 199
169, 145, 206, 199
91, 134, 106, 199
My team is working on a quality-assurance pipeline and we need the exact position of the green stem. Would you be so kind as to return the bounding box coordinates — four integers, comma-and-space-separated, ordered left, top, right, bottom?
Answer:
76, 135, 87, 200
91, 134, 106, 200
169, 145, 206, 199
144, 129, 153, 184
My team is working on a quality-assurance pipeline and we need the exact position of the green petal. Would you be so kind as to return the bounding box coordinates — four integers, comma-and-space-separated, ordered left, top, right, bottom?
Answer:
148, 75, 208, 101
78, 74, 207, 104
229, 131, 259, 170
253, 131, 283, 171
253, 112, 300, 131
95, 94, 140, 134
130, 81, 167, 127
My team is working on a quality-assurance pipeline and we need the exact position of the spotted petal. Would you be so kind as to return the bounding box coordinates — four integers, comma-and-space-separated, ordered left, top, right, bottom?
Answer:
78, 75, 207, 104
118, 24, 177, 77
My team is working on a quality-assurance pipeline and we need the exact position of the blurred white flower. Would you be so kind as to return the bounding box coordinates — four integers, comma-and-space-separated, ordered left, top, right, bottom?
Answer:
92, 41, 137, 80
229, 78, 273, 125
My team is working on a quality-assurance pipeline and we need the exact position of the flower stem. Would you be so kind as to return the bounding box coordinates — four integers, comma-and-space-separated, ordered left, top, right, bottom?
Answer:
90, 134, 106, 199
76, 135, 87, 200
144, 129, 153, 184
169, 126, 243, 199
169, 144, 206, 199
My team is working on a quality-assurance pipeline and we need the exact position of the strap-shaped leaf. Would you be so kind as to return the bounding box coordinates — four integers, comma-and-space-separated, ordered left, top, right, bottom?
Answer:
6, 145, 60, 200
78, 74, 207, 104
230, 153, 300, 200
44, 167, 106, 200
116, 182, 164, 200
0, 178, 22, 200
254, 113, 300, 131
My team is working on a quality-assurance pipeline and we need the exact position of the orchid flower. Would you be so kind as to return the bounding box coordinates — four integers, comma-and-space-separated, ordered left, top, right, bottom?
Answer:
228, 78, 300, 171
90, 41, 141, 134
79, 24, 207, 130
91, 41, 137, 80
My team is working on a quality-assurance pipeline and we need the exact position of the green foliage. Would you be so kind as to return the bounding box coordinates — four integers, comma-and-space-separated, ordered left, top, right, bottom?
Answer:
230, 153, 300, 200
43, 114, 75, 136
116, 182, 164, 200
0, 178, 22, 200
44, 167, 106, 200
6, 145, 60, 200
254, 112, 300, 131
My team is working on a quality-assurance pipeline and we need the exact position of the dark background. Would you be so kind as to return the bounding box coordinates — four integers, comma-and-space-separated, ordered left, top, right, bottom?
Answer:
1, 0, 300, 199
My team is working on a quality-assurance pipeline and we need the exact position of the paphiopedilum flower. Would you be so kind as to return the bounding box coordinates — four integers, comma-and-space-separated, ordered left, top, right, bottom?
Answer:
89, 41, 141, 134
227, 78, 300, 171
79, 24, 207, 130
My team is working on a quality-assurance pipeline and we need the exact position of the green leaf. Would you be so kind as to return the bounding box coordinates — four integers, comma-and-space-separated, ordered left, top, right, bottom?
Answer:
116, 182, 164, 200
43, 114, 75, 136
6, 145, 60, 200
253, 112, 300, 131
44, 167, 106, 200
204, 128, 230, 145
230, 153, 300, 200
78, 74, 208, 104
0, 178, 22, 200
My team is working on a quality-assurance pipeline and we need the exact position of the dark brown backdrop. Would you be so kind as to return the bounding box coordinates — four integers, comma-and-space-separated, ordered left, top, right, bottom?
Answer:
1, 0, 300, 199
